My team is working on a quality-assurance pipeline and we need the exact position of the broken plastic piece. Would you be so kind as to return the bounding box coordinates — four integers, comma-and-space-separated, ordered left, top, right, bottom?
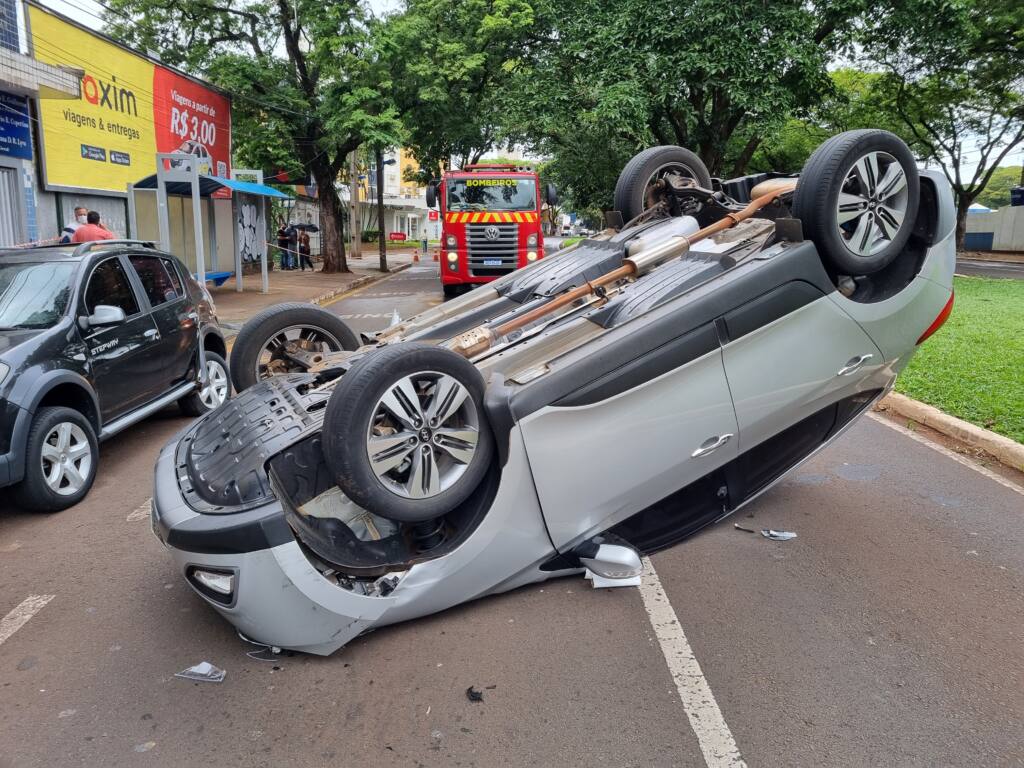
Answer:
761, 529, 797, 541
465, 686, 484, 702
734, 524, 756, 533
174, 661, 226, 683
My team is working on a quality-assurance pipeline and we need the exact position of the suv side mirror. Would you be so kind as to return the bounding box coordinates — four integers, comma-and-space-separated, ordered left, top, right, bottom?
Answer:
425, 182, 438, 209
87, 305, 126, 328
545, 183, 559, 206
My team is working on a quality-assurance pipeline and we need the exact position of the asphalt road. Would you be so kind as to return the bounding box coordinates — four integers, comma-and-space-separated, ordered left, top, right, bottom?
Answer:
2, 264, 1022, 767
955, 258, 1024, 279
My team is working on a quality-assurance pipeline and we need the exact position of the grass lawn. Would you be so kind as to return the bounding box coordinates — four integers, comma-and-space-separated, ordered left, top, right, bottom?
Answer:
896, 275, 1024, 443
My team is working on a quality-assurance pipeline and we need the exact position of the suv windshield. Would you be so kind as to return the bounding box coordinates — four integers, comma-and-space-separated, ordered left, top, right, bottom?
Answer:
0, 262, 76, 330
446, 177, 537, 212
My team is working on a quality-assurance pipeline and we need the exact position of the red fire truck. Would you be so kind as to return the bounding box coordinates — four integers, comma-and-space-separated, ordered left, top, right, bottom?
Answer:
426, 164, 557, 298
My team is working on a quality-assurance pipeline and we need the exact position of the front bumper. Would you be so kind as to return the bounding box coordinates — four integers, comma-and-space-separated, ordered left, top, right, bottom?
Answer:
151, 439, 395, 655
0, 399, 30, 488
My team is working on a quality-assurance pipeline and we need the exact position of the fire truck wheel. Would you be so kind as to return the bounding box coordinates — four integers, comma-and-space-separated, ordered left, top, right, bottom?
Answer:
443, 284, 461, 300
323, 342, 494, 523
614, 146, 713, 222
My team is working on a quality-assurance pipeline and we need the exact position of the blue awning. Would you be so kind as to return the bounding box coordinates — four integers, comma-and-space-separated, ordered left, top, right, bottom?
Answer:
132, 173, 291, 199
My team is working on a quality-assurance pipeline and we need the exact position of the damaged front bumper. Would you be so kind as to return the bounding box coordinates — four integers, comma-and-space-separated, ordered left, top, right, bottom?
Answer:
151, 441, 398, 655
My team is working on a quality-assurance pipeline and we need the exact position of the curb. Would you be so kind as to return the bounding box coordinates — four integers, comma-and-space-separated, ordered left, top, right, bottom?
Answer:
879, 392, 1024, 472
310, 262, 412, 306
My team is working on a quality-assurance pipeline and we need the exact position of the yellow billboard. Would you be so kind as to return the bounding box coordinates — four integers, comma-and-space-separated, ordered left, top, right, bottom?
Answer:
30, 4, 157, 193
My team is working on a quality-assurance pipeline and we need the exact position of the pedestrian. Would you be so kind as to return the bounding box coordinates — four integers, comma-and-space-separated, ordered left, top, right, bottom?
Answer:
298, 230, 314, 271
286, 223, 299, 270
70, 211, 115, 243
59, 206, 88, 243
276, 223, 290, 270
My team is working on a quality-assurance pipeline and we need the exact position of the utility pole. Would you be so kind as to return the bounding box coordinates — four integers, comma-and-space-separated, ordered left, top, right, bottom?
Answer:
349, 151, 361, 259
376, 148, 387, 272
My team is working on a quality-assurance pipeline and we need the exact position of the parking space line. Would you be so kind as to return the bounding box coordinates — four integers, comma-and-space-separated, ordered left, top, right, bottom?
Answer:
0, 595, 55, 647
869, 413, 1024, 496
639, 558, 747, 768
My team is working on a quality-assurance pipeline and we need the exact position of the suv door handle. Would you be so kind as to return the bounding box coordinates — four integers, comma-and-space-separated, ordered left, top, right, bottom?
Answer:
837, 353, 874, 376
692, 433, 733, 458
144, 328, 160, 340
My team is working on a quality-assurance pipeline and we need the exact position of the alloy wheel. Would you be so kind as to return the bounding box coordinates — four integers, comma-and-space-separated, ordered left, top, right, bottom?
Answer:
40, 422, 92, 496
836, 151, 910, 258
366, 371, 481, 500
199, 358, 229, 409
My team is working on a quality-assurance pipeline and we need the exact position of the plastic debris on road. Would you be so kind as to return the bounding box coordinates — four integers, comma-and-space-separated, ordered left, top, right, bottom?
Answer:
734, 524, 756, 533
761, 529, 797, 541
174, 661, 226, 683
465, 686, 484, 702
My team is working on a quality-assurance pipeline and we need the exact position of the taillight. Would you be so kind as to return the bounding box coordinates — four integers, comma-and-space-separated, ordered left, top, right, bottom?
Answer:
917, 291, 954, 345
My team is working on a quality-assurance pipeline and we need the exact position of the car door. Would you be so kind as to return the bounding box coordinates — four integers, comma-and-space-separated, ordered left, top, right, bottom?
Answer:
519, 338, 739, 551
719, 282, 885, 463
80, 256, 165, 421
126, 253, 197, 385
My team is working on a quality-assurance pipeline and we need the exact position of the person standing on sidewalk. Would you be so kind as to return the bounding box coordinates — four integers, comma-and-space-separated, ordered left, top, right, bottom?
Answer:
276, 223, 291, 270
70, 211, 115, 243
286, 223, 299, 270
60, 206, 88, 243
298, 230, 314, 271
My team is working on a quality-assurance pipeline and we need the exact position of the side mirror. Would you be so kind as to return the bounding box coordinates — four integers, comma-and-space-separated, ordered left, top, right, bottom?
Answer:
87, 305, 126, 328
425, 182, 438, 209
545, 183, 559, 207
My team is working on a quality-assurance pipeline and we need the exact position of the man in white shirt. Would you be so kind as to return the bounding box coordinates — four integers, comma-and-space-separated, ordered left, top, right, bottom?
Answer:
59, 206, 88, 243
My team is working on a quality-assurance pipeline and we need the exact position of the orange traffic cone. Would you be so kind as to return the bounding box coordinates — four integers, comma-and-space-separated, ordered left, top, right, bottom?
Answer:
432, 248, 439, 262
413, 248, 420, 262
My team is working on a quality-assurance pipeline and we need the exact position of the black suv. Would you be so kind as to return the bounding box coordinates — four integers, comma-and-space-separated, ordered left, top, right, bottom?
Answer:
0, 241, 229, 511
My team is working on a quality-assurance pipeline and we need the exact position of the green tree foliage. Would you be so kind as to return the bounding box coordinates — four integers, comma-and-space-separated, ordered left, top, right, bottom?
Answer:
105, 0, 402, 272
376, 0, 551, 179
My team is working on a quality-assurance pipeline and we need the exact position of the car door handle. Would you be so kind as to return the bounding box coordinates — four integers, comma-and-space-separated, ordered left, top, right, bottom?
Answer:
837, 353, 874, 376
692, 433, 733, 458
144, 328, 161, 340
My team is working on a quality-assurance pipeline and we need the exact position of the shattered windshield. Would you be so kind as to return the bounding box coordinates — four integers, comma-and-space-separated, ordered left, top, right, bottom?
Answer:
0, 262, 76, 330
445, 177, 537, 212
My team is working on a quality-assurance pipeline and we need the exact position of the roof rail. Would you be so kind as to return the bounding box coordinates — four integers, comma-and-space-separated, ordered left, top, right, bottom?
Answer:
72, 239, 157, 258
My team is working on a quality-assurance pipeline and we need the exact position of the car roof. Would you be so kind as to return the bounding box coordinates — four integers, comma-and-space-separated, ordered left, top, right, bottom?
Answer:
0, 241, 163, 263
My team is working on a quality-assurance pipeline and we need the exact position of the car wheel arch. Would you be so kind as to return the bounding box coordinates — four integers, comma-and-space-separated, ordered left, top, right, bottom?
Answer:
29, 374, 101, 434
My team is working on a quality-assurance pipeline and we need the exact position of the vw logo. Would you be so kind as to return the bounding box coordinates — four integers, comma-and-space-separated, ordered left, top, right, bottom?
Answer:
484, 225, 501, 241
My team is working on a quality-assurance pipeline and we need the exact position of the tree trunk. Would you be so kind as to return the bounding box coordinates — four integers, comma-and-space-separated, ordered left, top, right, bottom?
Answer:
313, 162, 348, 273
954, 193, 970, 252
730, 135, 762, 178
376, 149, 387, 273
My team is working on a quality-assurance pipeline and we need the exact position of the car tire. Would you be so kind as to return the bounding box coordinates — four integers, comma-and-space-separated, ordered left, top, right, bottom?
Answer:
12, 406, 98, 512
614, 145, 713, 222
322, 342, 494, 522
178, 351, 231, 416
228, 302, 359, 392
793, 129, 919, 276
442, 284, 461, 300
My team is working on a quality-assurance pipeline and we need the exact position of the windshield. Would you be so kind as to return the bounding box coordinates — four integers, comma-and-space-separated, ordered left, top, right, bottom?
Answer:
0, 262, 76, 330
445, 177, 537, 212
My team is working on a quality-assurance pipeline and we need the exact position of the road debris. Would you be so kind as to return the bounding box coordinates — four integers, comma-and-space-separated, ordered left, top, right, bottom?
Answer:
465, 686, 484, 702
734, 524, 756, 533
174, 661, 226, 683
761, 529, 798, 541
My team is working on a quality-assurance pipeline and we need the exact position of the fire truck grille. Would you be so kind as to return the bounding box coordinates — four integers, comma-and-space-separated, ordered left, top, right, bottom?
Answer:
466, 223, 519, 276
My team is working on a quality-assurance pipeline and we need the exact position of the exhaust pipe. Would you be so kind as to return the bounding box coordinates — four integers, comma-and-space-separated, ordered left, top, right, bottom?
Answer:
449, 191, 781, 358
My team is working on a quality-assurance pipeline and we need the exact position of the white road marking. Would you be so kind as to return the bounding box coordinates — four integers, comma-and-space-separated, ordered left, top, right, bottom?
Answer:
127, 498, 152, 522
337, 313, 391, 320
0, 595, 55, 646
638, 557, 747, 768
868, 413, 1024, 496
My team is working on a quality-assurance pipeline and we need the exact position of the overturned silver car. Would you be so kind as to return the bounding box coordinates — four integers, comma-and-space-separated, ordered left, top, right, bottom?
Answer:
152, 130, 955, 654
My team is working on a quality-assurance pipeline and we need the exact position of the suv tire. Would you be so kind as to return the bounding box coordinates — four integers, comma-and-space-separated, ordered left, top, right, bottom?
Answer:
13, 406, 99, 512
178, 351, 231, 416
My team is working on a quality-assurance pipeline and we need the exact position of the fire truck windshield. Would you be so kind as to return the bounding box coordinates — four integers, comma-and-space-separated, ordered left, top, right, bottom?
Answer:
445, 177, 537, 212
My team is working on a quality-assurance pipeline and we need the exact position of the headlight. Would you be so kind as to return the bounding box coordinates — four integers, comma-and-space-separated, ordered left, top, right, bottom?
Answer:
526, 251, 538, 261
0, 361, 9, 385
446, 234, 457, 247
446, 251, 458, 263
527, 233, 538, 247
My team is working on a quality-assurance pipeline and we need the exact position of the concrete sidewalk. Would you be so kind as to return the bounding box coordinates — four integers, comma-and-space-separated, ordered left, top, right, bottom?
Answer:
211, 248, 420, 334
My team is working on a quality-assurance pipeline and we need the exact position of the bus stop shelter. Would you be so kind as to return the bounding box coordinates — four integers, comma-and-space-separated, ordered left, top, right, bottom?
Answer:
128, 154, 290, 293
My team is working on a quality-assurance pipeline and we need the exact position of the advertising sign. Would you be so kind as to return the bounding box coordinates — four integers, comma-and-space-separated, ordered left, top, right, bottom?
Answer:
0, 92, 32, 160
28, 4, 231, 195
